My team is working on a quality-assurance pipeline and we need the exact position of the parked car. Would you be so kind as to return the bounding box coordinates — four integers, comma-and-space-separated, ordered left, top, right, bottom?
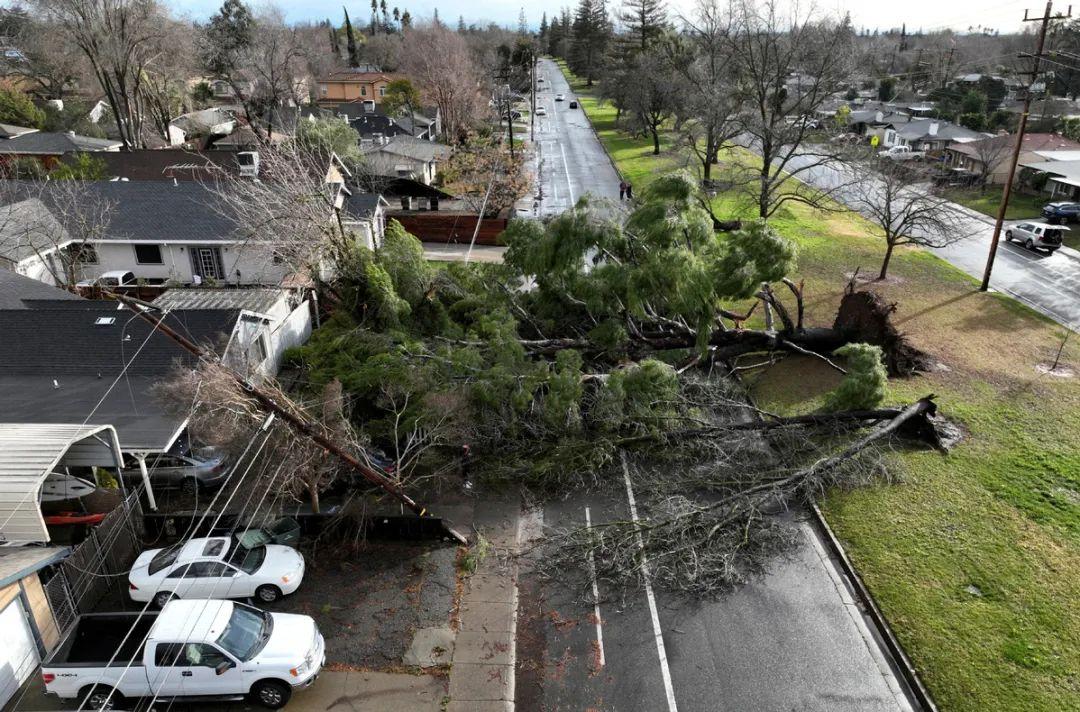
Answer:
120, 449, 230, 495
41, 599, 324, 710
535, 107, 547, 116
75, 270, 136, 289
128, 535, 305, 608
1040, 201, 1080, 224
1005, 222, 1067, 253
555, 93, 566, 102
569, 100, 578, 109
878, 145, 924, 160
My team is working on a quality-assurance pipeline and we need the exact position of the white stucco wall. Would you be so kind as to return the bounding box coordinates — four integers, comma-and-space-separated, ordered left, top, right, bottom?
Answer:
75, 241, 291, 286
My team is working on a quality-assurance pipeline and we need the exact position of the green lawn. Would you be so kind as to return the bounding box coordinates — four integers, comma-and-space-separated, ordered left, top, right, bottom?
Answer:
557, 59, 1080, 712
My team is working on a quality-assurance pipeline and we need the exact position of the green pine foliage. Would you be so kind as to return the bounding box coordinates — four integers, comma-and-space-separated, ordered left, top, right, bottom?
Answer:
823, 343, 888, 412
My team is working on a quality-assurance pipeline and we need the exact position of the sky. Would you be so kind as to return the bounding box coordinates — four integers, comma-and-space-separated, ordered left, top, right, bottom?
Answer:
169, 0, 1034, 34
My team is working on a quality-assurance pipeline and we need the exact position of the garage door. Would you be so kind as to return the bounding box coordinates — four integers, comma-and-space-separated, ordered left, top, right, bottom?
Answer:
0, 598, 39, 708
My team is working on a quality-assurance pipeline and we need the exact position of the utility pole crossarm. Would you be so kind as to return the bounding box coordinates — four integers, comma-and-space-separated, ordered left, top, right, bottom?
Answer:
106, 291, 469, 545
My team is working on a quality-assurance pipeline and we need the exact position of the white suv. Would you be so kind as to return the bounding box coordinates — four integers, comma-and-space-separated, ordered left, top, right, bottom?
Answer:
1005, 222, 1067, 254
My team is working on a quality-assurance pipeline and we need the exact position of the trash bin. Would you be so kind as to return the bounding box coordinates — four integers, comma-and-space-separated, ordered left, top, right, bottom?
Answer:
266, 516, 301, 547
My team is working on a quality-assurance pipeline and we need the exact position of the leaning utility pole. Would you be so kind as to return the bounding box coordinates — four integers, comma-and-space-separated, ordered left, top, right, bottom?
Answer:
981, 1, 1069, 291
107, 292, 469, 545
530, 52, 537, 142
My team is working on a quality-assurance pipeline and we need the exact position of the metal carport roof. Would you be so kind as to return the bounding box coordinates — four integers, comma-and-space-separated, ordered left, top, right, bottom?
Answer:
0, 423, 123, 544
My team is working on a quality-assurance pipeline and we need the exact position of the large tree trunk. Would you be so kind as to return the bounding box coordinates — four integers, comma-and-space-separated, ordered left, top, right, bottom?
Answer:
652, 126, 661, 155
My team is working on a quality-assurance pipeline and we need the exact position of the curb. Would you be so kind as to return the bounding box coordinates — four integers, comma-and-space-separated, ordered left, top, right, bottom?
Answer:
808, 502, 939, 712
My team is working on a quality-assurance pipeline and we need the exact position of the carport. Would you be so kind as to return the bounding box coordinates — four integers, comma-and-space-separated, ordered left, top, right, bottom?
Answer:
0, 424, 125, 544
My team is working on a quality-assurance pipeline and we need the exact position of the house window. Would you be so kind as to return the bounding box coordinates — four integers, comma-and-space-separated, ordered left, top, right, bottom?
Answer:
361, 86, 367, 96
319, 84, 328, 97
379, 86, 386, 97
133, 244, 163, 264
247, 333, 269, 364
189, 246, 224, 281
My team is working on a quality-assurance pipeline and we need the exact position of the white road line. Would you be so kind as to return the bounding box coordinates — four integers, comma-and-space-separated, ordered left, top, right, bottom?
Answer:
620, 452, 679, 712
559, 139, 575, 204
584, 506, 606, 668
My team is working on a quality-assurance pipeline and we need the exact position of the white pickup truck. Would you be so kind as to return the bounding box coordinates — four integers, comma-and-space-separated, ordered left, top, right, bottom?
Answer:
878, 145, 924, 160
41, 599, 324, 710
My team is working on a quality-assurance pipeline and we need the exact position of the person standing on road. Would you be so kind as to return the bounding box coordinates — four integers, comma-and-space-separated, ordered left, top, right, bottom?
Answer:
619, 180, 627, 200
626, 182, 634, 201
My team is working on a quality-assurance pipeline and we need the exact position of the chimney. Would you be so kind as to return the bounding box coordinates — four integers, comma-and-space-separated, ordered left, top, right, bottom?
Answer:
928, 122, 939, 136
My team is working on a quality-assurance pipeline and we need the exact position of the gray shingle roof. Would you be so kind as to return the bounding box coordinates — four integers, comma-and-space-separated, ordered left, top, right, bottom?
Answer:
364, 136, 452, 163
0, 268, 82, 308
0, 304, 240, 451
342, 192, 384, 220
0, 180, 241, 244
893, 119, 983, 143
0, 131, 122, 154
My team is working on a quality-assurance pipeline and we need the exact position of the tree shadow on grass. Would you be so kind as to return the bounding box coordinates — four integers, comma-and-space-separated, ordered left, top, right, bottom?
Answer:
894, 290, 979, 327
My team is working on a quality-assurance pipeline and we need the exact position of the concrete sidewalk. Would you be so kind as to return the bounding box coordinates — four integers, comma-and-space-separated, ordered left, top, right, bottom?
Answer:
446, 498, 523, 712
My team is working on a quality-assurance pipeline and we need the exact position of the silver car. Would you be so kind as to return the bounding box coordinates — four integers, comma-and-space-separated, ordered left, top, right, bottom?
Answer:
120, 449, 230, 495
1004, 222, 1066, 254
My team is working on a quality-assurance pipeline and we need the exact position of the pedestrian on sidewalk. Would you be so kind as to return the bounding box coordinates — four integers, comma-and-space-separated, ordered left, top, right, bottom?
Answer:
460, 443, 473, 492
619, 180, 627, 200
626, 182, 634, 201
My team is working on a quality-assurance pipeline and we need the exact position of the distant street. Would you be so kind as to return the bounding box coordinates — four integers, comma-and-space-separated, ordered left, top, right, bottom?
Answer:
779, 153, 1080, 331
518, 59, 920, 712
532, 58, 621, 216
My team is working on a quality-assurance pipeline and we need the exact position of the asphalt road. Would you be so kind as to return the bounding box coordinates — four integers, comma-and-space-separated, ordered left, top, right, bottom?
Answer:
518, 481, 915, 712
778, 152, 1080, 331
532, 58, 622, 217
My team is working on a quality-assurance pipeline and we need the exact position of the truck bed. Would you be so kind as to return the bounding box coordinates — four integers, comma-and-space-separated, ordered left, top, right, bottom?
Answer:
46, 613, 157, 667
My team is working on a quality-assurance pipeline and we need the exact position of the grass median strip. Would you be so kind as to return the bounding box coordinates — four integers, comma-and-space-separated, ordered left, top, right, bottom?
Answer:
557, 58, 1080, 712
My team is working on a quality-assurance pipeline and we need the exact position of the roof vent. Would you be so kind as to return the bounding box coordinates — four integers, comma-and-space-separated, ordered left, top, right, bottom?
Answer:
94, 316, 116, 325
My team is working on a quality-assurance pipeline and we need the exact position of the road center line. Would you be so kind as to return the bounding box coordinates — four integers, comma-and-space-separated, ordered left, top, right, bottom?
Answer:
584, 506, 606, 668
620, 452, 679, 712
559, 139, 575, 205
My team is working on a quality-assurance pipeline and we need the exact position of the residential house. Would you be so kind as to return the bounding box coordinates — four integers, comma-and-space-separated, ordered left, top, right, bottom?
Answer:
90, 149, 241, 181
361, 136, 453, 186
0, 180, 292, 287
946, 133, 1080, 184
170, 108, 237, 147
0, 126, 121, 169
316, 69, 400, 105
1018, 152, 1080, 200
152, 287, 313, 378
0, 544, 72, 707
886, 118, 984, 155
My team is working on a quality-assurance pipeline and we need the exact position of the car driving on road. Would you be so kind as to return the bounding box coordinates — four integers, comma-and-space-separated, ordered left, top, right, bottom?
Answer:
1041, 201, 1080, 223
129, 535, 305, 608
1005, 222, 1067, 253
535, 106, 547, 116
555, 93, 565, 101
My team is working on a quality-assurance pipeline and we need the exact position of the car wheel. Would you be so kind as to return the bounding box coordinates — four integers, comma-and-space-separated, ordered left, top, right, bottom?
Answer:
255, 584, 282, 603
251, 679, 292, 709
1005, 230, 1013, 242
1025, 238, 1035, 251
81, 685, 124, 710
180, 477, 199, 497
154, 591, 175, 609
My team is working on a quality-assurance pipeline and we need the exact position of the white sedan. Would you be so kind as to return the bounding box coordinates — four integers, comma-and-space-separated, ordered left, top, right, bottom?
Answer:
535, 107, 547, 116
129, 535, 305, 608
555, 93, 566, 102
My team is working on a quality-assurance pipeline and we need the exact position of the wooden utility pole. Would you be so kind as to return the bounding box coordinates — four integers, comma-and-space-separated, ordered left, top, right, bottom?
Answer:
981, 2, 1069, 292
107, 292, 469, 545
530, 52, 537, 142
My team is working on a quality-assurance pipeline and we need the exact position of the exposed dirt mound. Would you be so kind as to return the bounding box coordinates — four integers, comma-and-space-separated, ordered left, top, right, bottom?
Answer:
833, 284, 931, 377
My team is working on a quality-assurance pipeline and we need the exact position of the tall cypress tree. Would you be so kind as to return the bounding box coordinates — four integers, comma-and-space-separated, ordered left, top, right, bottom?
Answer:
343, 7, 360, 68
539, 12, 548, 40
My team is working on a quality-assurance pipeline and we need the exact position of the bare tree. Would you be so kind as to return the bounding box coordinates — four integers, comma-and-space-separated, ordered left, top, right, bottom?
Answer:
848, 160, 967, 280
1, 9, 87, 101
613, 47, 678, 155
400, 24, 487, 141
440, 134, 532, 215
668, 0, 741, 183
141, 18, 196, 142
0, 180, 114, 286
36, 0, 167, 150
965, 133, 1014, 190
727, 0, 856, 218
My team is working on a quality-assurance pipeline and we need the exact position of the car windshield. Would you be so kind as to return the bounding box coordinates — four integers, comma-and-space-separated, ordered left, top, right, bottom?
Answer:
216, 603, 273, 661
148, 545, 182, 575
226, 540, 266, 574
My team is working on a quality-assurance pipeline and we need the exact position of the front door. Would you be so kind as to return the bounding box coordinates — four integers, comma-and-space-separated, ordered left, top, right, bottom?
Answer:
190, 247, 224, 281
147, 642, 188, 698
